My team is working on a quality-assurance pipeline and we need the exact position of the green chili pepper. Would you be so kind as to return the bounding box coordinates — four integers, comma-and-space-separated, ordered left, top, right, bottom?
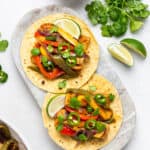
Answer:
96, 121, 106, 132
68, 112, 80, 126
0, 70, 8, 83
46, 36, 56, 41
66, 56, 77, 67
61, 50, 70, 59
85, 119, 96, 130
86, 105, 94, 113
31, 48, 40, 56
58, 42, 70, 51
94, 94, 106, 105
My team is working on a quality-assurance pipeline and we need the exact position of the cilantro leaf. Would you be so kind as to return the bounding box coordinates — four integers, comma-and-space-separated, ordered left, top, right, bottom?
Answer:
69, 97, 81, 109
58, 80, 67, 89
0, 40, 9, 51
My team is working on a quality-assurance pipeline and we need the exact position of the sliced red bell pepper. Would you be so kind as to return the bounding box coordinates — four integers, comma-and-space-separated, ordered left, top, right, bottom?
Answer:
31, 56, 64, 79
35, 31, 59, 47
60, 126, 76, 136
65, 106, 98, 121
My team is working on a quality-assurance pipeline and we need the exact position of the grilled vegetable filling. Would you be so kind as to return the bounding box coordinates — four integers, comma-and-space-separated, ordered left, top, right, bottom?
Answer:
30, 23, 90, 80
52, 89, 116, 141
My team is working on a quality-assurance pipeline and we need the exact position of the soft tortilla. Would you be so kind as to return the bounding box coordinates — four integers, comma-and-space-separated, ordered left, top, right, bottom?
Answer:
20, 13, 99, 93
42, 74, 123, 150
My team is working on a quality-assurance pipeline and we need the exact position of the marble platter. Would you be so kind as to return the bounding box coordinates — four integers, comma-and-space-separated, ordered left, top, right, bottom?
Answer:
11, 5, 136, 150
0, 119, 28, 149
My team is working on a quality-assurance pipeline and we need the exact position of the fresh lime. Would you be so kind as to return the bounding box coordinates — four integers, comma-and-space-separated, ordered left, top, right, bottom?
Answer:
108, 43, 133, 67
54, 18, 81, 39
46, 95, 65, 117
120, 38, 147, 58
130, 20, 143, 33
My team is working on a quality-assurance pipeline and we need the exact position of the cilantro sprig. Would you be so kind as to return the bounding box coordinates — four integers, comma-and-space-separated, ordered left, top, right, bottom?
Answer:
85, 0, 150, 37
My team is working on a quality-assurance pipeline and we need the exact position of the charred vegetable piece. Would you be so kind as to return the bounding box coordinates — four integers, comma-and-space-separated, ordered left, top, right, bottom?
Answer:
89, 99, 113, 121
45, 36, 56, 41
67, 89, 92, 99
32, 56, 64, 79
1, 139, 19, 150
0, 124, 11, 143
68, 112, 80, 126
50, 55, 78, 77
28, 66, 40, 73
85, 119, 96, 130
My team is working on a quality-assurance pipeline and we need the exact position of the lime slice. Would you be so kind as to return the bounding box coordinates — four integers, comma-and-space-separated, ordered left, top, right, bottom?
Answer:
108, 43, 133, 66
46, 95, 65, 117
54, 18, 81, 39
120, 38, 147, 58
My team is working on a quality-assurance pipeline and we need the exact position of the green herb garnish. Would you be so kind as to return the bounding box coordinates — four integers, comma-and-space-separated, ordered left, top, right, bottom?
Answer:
93, 108, 99, 116
85, 0, 150, 37
108, 93, 115, 102
89, 85, 97, 91
58, 80, 67, 89
47, 45, 53, 53
78, 134, 88, 141
58, 116, 64, 124
31, 48, 40, 56
0, 40, 9, 52
96, 121, 106, 132
69, 97, 81, 109
56, 124, 63, 132
46, 36, 56, 41
50, 26, 58, 33
74, 43, 84, 57
0, 70, 8, 83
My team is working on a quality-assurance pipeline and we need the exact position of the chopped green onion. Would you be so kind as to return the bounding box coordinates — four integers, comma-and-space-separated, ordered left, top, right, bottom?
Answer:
58, 80, 67, 89
31, 48, 40, 56
41, 56, 48, 63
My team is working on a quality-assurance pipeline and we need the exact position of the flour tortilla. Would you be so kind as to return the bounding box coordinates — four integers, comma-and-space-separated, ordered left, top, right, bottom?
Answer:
42, 74, 123, 150
20, 13, 99, 93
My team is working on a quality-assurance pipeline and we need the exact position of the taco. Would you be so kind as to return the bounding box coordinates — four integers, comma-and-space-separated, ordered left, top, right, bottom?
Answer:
42, 74, 123, 150
20, 14, 99, 93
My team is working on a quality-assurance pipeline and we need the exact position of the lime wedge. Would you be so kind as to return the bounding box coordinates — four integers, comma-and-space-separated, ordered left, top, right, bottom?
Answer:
54, 18, 81, 39
108, 43, 133, 66
130, 20, 143, 33
46, 95, 65, 117
120, 38, 147, 58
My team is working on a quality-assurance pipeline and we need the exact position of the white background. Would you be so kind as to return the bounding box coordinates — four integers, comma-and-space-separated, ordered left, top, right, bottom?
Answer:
0, 0, 149, 150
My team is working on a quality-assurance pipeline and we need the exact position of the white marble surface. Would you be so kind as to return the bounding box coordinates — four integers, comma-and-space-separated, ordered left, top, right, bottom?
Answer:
0, 0, 149, 150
